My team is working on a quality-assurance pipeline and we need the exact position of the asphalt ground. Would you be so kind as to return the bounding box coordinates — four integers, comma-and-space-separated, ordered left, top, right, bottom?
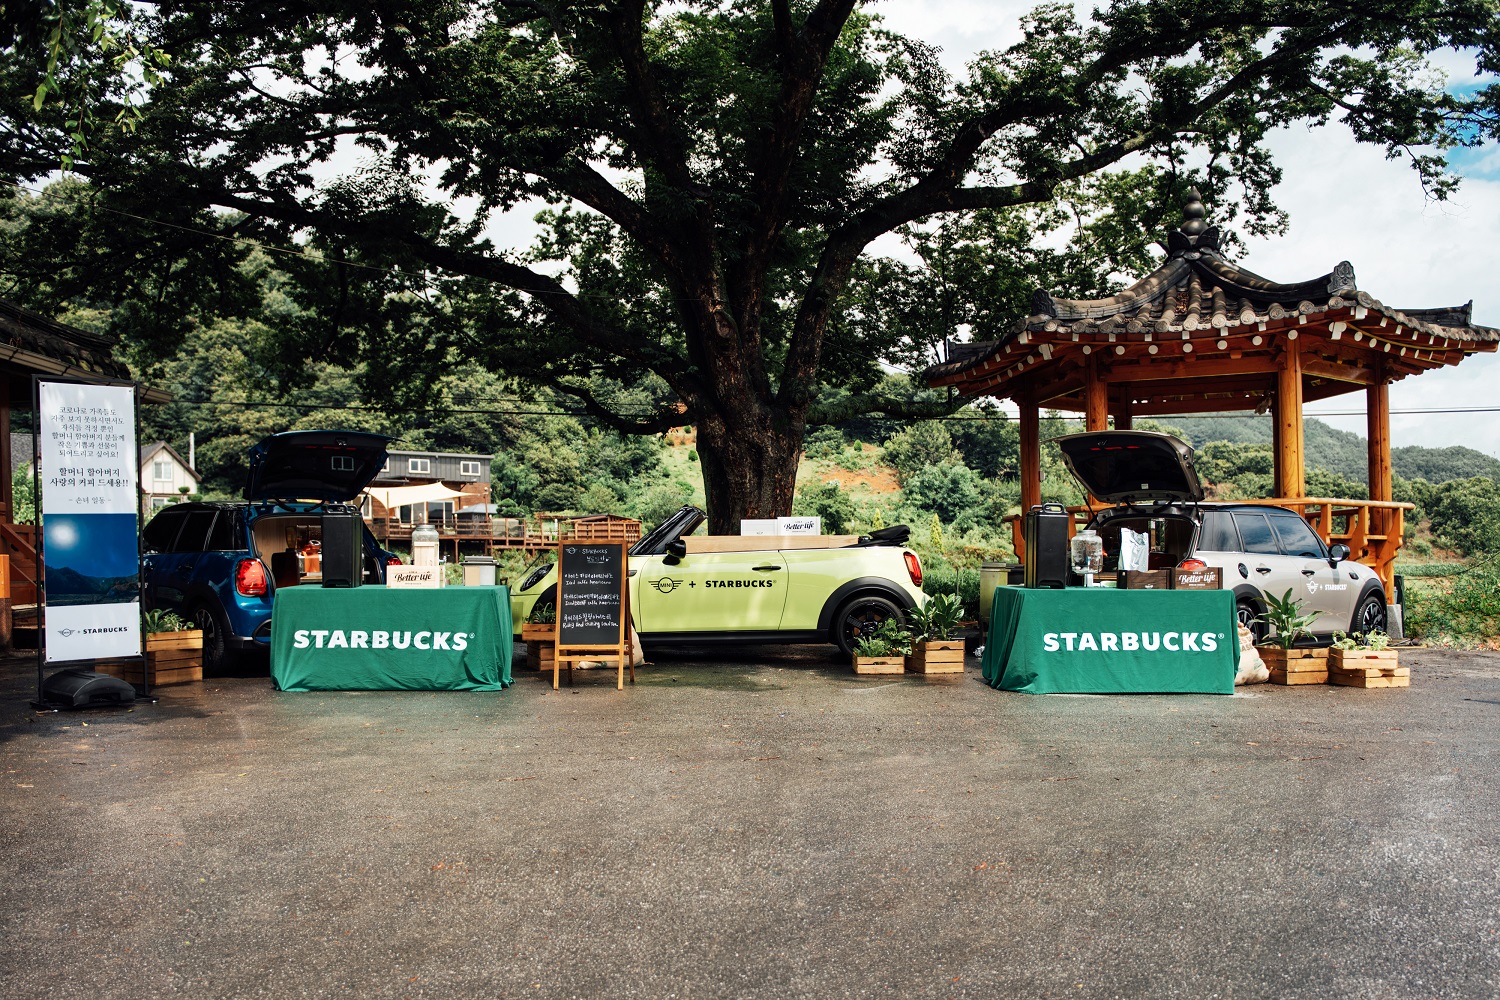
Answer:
1, 644, 1498, 999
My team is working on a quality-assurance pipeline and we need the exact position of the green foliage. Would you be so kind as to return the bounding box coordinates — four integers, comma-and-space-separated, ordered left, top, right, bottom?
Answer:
11, 463, 34, 525
929, 513, 944, 553
903, 462, 982, 525
851, 619, 911, 658
792, 482, 857, 536
802, 425, 848, 460
947, 410, 1020, 480
1331, 629, 1391, 651
1427, 476, 1500, 556
1257, 589, 1319, 649
1392, 446, 1500, 483
143, 609, 188, 634
882, 422, 961, 486
908, 593, 964, 642
1404, 557, 1500, 647
526, 604, 556, 625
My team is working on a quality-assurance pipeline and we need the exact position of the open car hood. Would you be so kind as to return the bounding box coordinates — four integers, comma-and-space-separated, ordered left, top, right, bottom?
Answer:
1053, 430, 1204, 504
244, 430, 391, 503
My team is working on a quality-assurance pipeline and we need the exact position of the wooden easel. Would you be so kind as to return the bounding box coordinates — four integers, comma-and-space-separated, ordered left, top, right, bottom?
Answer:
551, 541, 635, 691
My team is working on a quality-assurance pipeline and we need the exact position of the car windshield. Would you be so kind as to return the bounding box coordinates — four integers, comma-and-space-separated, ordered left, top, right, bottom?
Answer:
1089, 509, 1197, 572
631, 506, 705, 555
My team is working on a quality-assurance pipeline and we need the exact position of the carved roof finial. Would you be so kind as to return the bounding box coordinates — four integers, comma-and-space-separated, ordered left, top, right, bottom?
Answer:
1180, 187, 1207, 237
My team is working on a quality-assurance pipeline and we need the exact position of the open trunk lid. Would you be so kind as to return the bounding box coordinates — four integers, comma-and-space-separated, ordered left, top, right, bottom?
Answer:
1053, 430, 1204, 504
244, 430, 391, 502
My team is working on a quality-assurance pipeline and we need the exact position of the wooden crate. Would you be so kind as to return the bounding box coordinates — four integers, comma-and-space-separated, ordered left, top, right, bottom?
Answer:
1121, 570, 1172, 590
520, 623, 556, 643
99, 631, 204, 686
1172, 567, 1224, 590
907, 640, 965, 674
1329, 649, 1408, 688
1261, 646, 1328, 686
852, 655, 905, 675
526, 640, 556, 671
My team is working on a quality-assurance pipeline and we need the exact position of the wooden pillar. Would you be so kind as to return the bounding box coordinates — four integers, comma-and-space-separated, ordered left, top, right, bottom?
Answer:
1367, 372, 1392, 535
1019, 396, 1041, 513
1276, 343, 1305, 499
0, 377, 11, 520
1114, 391, 1132, 431
1085, 354, 1108, 431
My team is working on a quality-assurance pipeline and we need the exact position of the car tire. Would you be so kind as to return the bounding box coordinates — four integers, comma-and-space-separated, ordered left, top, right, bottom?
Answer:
191, 601, 235, 673
834, 594, 903, 656
1236, 597, 1268, 645
1352, 591, 1388, 636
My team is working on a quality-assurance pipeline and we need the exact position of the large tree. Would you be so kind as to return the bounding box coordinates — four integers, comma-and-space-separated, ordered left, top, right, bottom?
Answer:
5, 2, 1498, 531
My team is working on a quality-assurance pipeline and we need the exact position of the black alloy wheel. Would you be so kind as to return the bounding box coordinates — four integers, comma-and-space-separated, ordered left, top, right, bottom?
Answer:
835, 594, 902, 656
1353, 592, 1388, 636
1236, 598, 1268, 645
191, 602, 233, 672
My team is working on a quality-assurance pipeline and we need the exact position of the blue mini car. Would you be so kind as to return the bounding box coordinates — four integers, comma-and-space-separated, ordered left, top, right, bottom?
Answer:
140, 430, 397, 668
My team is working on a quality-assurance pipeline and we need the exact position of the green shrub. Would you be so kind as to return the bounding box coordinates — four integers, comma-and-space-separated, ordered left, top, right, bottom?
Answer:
1404, 556, 1500, 647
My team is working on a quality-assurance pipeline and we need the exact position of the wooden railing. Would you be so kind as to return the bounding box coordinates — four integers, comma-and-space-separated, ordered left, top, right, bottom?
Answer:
1004, 496, 1413, 598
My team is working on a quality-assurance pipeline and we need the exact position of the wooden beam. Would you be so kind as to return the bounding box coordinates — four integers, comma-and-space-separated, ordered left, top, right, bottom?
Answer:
1085, 354, 1108, 431
1099, 354, 1280, 383
1019, 397, 1041, 513
1277, 346, 1306, 498
1368, 370, 1392, 537
1114, 392, 1133, 430
1300, 358, 1377, 385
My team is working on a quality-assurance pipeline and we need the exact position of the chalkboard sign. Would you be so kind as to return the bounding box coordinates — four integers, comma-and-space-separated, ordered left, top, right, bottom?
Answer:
556, 541, 627, 648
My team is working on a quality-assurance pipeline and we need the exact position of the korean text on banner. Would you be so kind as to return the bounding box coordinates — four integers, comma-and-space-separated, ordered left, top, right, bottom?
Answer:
39, 381, 142, 663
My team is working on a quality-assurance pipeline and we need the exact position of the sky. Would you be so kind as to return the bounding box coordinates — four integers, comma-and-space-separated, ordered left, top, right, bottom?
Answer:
870, 2, 1500, 457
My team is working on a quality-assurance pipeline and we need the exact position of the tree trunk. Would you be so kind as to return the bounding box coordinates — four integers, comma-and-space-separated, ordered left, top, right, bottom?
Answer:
695, 407, 804, 535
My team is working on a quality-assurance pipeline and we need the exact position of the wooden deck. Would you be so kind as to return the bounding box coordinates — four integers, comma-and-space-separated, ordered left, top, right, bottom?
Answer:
369, 514, 643, 556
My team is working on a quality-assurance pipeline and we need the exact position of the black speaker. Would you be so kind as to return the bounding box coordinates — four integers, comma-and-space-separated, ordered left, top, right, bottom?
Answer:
1023, 503, 1070, 589
40, 669, 136, 709
320, 507, 364, 588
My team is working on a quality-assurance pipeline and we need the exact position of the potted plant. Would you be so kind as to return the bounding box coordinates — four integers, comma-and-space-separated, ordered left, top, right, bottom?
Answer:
1328, 629, 1408, 688
906, 593, 966, 674
1256, 589, 1327, 685
851, 619, 909, 675
522, 604, 557, 671
140, 609, 204, 686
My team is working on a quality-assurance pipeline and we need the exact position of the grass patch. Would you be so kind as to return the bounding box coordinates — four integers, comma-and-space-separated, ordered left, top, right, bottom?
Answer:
1403, 556, 1500, 647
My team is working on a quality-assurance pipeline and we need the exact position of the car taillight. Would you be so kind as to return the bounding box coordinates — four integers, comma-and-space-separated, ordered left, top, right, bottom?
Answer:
1179, 557, 1207, 570
904, 551, 923, 587
387, 555, 402, 566
236, 558, 268, 596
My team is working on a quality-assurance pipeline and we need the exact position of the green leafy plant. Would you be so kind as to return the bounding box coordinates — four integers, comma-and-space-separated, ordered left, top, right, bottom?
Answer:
874, 618, 913, 656
143, 609, 188, 634
1332, 629, 1394, 652
907, 593, 964, 642
1257, 589, 1319, 649
527, 604, 556, 625
852, 634, 892, 658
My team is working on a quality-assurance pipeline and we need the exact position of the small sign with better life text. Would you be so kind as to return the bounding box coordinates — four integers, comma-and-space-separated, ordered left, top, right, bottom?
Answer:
388, 566, 442, 589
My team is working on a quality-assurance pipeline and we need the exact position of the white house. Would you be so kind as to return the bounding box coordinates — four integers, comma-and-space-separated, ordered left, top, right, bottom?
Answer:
141, 441, 201, 507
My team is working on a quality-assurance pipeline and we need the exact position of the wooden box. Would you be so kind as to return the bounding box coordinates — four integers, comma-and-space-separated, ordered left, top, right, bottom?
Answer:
1261, 646, 1328, 685
1329, 649, 1408, 688
1121, 570, 1172, 590
520, 623, 556, 643
852, 655, 906, 675
1172, 567, 1224, 590
907, 639, 965, 674
526, 640, 556, 671
99, 631, 204, 686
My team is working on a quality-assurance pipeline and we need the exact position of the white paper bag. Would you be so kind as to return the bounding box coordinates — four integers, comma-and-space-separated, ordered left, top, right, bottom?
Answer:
1118, 528, 1150, 572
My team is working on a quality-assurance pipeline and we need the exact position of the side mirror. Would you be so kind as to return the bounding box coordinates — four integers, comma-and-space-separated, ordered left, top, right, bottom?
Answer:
664, 539, 686, 565
1328, 543, 1350, 565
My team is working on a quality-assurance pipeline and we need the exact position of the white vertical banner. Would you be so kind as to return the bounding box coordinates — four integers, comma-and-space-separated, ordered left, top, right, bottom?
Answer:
38, 381, 142, 663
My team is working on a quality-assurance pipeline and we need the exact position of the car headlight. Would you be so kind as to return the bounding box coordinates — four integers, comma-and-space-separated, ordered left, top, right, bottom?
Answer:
520, 564, 553, 592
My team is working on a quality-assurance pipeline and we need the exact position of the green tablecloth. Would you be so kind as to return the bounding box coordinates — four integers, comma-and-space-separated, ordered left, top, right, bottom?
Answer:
982, 587, 1237, 695
271, 585, 512, 692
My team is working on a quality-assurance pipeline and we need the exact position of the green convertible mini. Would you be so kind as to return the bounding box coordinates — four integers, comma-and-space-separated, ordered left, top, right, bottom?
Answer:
511, 506, 927, 654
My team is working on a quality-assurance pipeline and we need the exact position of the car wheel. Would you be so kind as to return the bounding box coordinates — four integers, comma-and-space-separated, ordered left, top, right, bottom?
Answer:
191, 601, 235, 673
1236, 597, 1268, 645
834, 594, 903, 656
1352, 591, 1388, 636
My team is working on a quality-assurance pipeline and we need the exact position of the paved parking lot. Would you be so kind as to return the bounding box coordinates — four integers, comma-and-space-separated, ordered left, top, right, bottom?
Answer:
2, 644, 1499, 998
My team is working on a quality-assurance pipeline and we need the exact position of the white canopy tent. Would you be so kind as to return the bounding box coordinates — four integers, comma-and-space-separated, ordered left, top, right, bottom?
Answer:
362, 482, 467, 510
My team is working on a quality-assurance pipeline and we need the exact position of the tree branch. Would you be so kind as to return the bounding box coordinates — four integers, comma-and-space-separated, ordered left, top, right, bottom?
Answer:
806, 391, 964, 426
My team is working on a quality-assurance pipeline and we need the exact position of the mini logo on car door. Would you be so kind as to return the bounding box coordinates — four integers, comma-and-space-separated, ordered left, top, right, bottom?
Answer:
650, 577, 682, 594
